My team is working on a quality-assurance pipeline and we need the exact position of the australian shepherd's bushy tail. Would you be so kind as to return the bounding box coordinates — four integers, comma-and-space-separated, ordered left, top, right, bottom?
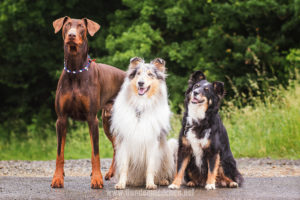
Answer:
111, 57, 178, 190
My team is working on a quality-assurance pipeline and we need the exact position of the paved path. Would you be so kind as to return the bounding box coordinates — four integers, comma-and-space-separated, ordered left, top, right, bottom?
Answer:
0, 176, 300, 200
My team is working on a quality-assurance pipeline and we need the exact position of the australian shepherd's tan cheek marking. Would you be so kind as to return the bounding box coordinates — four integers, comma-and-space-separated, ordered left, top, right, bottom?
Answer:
147, 79, 159, 98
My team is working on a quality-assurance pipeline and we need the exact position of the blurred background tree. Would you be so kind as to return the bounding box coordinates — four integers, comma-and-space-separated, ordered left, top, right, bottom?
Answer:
0, 0, 299, 141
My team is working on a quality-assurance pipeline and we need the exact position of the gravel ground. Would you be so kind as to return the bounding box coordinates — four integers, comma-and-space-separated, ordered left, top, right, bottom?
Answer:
0, 158, 300, 177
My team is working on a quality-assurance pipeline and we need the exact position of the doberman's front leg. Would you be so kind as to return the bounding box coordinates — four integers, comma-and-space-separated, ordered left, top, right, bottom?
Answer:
88, 116, 104, 189
101, 104, 116, 180
51, 117, 67, 188
205, 153, 220, 190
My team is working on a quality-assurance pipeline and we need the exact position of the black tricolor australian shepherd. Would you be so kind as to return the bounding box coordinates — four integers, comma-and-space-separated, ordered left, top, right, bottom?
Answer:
169, 71, 244, 190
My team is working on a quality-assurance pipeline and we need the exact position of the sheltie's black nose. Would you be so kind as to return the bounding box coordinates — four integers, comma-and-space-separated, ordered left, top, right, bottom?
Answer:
193, 91, 199, 96
138, 81, 144, 87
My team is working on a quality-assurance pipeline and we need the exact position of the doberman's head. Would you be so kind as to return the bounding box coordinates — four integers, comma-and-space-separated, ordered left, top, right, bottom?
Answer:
53, 16, 100, 56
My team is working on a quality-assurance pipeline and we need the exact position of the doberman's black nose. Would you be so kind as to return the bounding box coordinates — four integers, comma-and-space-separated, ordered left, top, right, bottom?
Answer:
68, 33, 76, 40
138, 81, 144, 87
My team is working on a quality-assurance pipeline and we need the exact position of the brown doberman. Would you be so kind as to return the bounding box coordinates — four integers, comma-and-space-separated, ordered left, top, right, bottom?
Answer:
51, 16, 125, 189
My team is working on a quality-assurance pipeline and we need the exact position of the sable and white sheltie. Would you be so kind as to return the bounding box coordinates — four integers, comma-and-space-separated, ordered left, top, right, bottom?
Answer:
111, 57, 178, 190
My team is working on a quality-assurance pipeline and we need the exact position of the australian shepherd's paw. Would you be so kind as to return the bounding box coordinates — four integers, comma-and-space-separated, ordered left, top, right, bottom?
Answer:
115, 182, 126, 190
159, 179, 169, 186
186, 181, 196, 187
229, 182, 238, 188
205, 183, 216, 190
146, 183, 157, 190
168, 183, 180, 190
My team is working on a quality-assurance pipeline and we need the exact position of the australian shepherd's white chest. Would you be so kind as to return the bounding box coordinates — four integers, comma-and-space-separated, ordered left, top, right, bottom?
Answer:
111, 57, 177, 190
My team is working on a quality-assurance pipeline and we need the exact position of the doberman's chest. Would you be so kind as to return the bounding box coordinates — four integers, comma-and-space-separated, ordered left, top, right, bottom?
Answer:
57, 85, 94, 120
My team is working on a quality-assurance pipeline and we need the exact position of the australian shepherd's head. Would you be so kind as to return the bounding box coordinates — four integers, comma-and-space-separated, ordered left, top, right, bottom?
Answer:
185, 71, 225, 123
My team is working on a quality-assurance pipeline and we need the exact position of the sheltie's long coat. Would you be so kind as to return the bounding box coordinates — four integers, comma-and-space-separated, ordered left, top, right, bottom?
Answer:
111, 57, 177, 190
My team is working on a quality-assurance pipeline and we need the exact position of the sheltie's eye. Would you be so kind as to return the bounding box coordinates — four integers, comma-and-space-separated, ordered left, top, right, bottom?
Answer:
137, 72, 141, 75
204, 87, 209, 91
148, 72, 154, 78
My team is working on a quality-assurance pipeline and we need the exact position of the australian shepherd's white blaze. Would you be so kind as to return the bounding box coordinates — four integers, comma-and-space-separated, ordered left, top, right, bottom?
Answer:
111, 57, 177, 190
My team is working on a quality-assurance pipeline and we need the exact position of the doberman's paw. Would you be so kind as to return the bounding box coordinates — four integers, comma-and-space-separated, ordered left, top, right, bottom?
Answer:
105, 170, 114, 180
146, 183, 157, 190
205, 183, 216, 190
51, 176, 64, 188
91, 175, 103, 189
115, 181, 126, 190
168, 183, 180, 190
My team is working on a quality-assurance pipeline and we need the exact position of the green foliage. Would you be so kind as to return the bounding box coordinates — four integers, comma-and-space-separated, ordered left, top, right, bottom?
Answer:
98, 0, 300, 111
0, 0, 300, 156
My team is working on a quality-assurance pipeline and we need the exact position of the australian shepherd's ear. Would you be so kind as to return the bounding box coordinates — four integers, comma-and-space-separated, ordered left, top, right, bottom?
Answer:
129, 57, 144, 69
185, 70, 206, 95
151, 58, 166, 73
213, 81, 225, 98
188, 71, 206, 86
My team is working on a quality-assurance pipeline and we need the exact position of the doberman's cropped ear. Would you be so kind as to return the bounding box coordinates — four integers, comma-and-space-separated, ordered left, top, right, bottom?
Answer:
188, 71, 206, 86
53, 16, 69, 34
83, 18, 100, 36
129, 57, 144, 69
151, 58, 166, 73
213, 81, 225, 98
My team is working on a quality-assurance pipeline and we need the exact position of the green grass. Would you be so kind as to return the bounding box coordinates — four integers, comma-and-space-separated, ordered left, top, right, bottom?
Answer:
223, 80, 300, 159
0, 80, 299, 160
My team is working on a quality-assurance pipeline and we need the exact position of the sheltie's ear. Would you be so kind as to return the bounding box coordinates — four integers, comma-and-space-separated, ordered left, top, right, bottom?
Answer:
213, 81, 225, 98
151, 58, 166, 73
129, 57, 144, 69
188, 71, 206, 87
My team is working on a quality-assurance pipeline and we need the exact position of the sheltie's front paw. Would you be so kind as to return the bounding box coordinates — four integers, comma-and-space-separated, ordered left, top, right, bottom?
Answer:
168, 183, 180, 190
146, 183, 157, 190
115, 182, 126, 190
159, 179, 169, 186
205, 183, 216, 190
